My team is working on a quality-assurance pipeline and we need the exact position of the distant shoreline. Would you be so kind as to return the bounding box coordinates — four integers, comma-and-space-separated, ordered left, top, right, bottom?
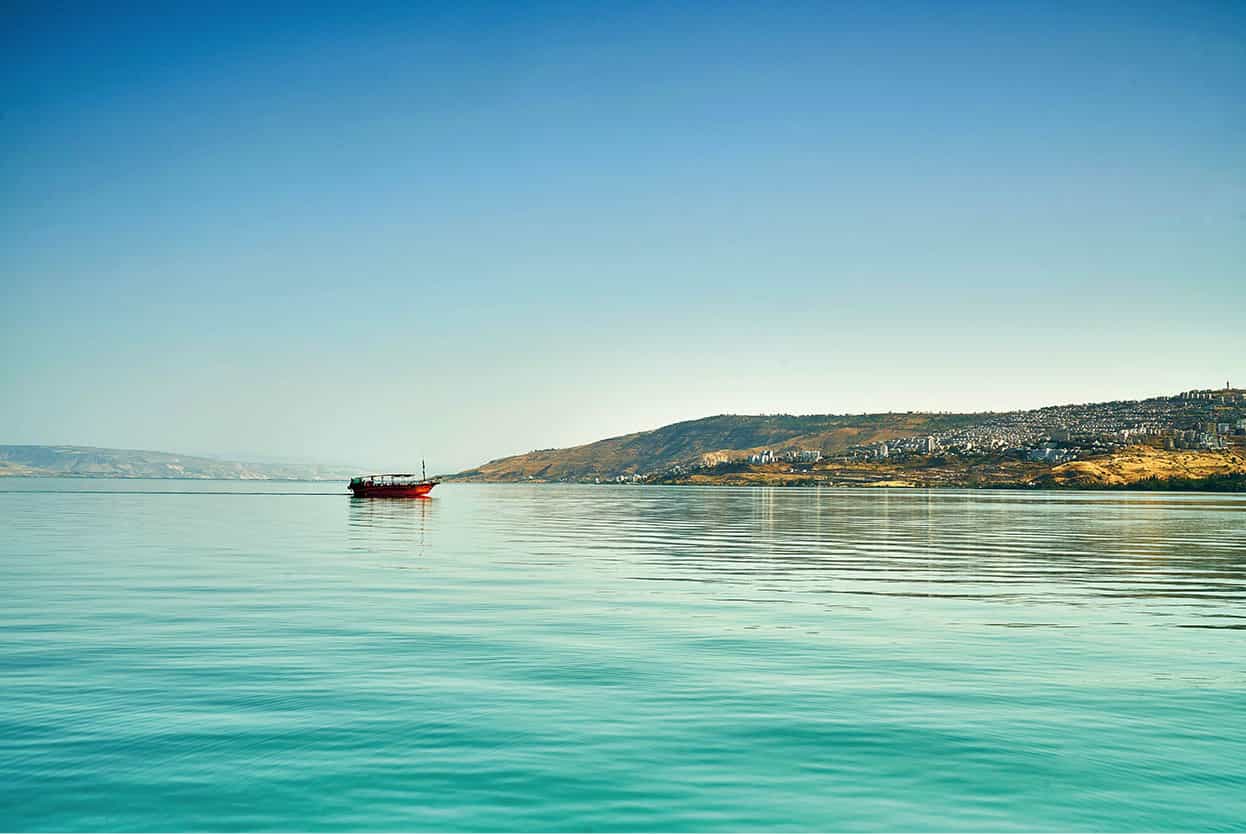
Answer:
0, 474, 345, 482
0, 445, 359, 481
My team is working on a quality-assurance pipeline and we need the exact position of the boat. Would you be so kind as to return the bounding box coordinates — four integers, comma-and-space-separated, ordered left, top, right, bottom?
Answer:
349, 461, 439, 498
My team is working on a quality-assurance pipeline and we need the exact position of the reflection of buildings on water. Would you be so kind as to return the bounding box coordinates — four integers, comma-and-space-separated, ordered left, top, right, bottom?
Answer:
347, 496, 435, 557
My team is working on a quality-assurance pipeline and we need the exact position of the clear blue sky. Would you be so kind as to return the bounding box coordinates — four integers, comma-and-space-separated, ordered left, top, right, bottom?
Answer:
3, 1, 1244, 472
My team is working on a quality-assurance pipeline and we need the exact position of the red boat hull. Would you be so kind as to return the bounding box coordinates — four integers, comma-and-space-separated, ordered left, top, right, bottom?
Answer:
349, 482, 436, 498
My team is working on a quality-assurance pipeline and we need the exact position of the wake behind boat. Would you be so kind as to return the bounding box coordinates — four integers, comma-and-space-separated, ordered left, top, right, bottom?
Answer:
349, 462, 438, 498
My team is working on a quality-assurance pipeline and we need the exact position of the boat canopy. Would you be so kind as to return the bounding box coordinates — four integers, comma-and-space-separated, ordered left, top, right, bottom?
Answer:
350, 474, 430, 485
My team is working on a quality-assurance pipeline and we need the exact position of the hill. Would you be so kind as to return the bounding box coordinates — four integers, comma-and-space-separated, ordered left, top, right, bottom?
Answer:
449, 412, 983, 482
0, 446, 358, 480
1044, 446, 1246, 488
450, 387, 1246, 487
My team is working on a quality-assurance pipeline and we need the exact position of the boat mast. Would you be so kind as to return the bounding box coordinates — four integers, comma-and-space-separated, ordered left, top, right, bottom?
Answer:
422, 459, 426, 481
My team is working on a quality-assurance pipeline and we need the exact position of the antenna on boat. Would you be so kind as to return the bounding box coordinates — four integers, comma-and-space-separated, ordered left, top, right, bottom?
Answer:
422, 459, 426, 481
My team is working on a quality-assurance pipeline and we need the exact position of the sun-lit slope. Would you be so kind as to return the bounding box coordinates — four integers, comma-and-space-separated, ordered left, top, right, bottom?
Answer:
450, 412, 979, 481
1048, 446, 1246, 487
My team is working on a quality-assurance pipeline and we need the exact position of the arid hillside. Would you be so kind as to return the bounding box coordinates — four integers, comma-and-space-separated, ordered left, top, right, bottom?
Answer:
1046, 446, 1246, 488
449, 412, 980, 482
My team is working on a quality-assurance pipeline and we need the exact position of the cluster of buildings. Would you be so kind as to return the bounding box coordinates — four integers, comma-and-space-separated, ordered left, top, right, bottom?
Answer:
1025, 443, 1079, 464
747, 449, 822, 464
840, 387, 1246, 464
597, 473, 646, 484
1160, 419, 1246, 451
855, 435, 941, 461
728, 386, 1246, 472
1178, 384, 1245, 403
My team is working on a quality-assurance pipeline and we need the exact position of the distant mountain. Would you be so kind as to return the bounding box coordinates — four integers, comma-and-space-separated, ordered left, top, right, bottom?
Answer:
0, 445, 358, 480
449, 412, 981, 482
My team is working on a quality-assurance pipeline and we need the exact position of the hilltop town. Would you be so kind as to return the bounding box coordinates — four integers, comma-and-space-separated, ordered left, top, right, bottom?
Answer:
823, 385, 1245, 466
450, 385, 1246, 490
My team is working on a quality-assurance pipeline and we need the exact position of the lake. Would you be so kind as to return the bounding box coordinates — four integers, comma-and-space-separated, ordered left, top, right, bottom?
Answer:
2, 481, 1244, 830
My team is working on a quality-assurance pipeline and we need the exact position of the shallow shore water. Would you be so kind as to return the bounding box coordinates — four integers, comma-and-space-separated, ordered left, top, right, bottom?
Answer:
2, 480, 1244, 830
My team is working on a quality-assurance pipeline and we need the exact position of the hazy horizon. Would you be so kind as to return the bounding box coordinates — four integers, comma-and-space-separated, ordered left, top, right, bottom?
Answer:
4, 2, 1244, 473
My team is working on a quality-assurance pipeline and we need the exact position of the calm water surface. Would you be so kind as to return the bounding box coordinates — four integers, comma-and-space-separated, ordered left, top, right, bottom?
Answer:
2, 481, 1244, 830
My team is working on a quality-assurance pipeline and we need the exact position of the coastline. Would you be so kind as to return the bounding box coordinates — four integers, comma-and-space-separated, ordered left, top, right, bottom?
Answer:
448, 446, 1246, 492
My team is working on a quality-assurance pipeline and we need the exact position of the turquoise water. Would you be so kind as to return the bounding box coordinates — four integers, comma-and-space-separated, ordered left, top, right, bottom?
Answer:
2, 481, 1244, 831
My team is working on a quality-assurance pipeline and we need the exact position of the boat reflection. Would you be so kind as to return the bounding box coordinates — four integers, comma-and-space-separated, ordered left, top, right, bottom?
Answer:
347, 493, 436, 558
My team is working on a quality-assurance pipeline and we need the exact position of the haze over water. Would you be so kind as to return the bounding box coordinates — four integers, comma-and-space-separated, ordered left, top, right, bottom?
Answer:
2, 481, 1244, 830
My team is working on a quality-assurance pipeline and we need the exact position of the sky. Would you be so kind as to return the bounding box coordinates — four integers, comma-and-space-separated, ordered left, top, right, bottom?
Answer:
3, 0, 1244, 473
